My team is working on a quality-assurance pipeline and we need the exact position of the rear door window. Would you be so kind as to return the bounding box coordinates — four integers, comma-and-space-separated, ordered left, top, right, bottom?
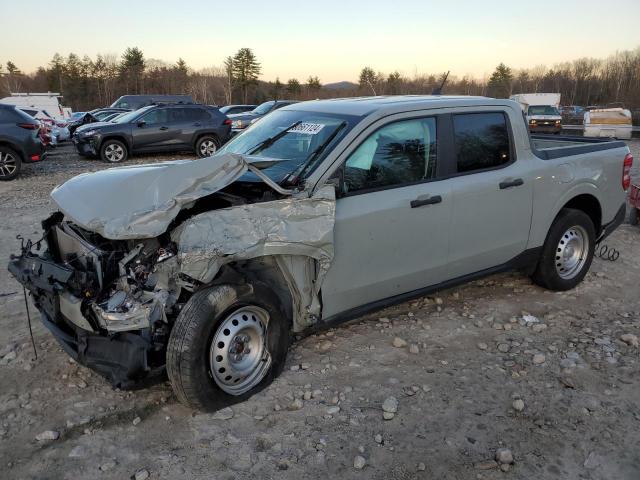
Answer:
343, 117, 437, 193
185, 108, 210, 121
0, 108, 19, 123
453, 113, 511, 173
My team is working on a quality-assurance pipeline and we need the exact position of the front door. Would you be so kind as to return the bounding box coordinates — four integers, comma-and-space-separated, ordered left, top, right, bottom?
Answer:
132, 108, 175, 150
321, 115, 453, 318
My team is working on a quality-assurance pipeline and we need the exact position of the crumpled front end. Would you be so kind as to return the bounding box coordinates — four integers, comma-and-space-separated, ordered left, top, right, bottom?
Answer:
8, 147, 340, 387
8, 214, 181, 387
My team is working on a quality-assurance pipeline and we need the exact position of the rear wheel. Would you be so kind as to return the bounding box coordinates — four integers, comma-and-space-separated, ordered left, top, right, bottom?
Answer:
195, 135, 219, 158
531, 208, 596, 291
0, 146, 22, 181
630, 207, 639, 226
100, 139, 128, 163
167, 283, 291, 411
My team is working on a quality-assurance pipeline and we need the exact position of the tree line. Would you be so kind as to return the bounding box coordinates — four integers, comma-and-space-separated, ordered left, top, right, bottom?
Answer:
1, 46, 639, 113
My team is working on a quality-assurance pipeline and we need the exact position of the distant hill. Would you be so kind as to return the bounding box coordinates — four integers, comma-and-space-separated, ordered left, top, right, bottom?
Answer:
323, 81, 359, 90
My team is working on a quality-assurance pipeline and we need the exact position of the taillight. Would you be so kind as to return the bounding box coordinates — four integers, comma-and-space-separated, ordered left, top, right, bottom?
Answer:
623, 153, 633, 190
17, 123, 38, 130
223, 119, 232, 126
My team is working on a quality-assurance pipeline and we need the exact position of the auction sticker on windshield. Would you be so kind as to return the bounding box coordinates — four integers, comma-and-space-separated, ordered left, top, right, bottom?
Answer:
288, 123, 325, 135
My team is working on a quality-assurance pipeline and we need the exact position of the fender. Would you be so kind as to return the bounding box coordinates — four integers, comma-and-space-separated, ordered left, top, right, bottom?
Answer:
528, 181, 603, 249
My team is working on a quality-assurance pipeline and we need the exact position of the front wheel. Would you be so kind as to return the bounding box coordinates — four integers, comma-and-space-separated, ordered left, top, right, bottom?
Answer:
100, 139, 128, 163
531, 208, 596, 291
166, 283, 291, 411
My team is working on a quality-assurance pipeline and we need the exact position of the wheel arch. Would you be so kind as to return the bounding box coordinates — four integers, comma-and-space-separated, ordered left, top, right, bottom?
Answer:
0, 140, 25, 161
530, 183, 604, 248
205, 256, 295, 330
560, 194, 602, 236
99, 135, 131, 152
194, 131, 220, 149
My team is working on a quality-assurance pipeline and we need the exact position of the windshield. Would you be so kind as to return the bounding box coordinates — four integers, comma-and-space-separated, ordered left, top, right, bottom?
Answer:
113, 108, 148, 124
218, 109, 359, 180
528, 106, 560, 116
252, 101, 276, 115
94, 110, 117, 120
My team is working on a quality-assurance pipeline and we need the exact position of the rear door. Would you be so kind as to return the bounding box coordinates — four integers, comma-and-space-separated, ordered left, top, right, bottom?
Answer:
321, 114, 453, 318
445, 110, 533, 278
132, 108, 174, 150
170, 107, 211, 146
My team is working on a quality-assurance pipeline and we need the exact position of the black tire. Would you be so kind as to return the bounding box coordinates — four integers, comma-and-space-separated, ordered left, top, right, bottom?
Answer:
630, 207, 639, 226
167, 283, 291, 411
195, 135, 219, 158
100, 139, 128, 163
531, 208, 596, 291
0, 146, 22, 181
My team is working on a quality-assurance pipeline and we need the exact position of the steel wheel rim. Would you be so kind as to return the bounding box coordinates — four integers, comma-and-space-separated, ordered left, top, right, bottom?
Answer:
555, 225, 589, 279
0, 151, 17, 177
200, 140, 217, 156
105, 144, 124, 162
209, 305, 271, 395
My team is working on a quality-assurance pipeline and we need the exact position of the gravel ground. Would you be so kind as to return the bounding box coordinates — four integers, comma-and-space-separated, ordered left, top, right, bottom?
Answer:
0, 141, 639, 479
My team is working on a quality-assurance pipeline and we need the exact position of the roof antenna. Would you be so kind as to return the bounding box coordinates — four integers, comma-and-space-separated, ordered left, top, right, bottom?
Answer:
431, 71, 450, 95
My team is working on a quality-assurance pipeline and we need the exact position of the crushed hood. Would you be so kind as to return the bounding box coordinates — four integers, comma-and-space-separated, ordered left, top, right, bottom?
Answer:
51, 153, 251, 240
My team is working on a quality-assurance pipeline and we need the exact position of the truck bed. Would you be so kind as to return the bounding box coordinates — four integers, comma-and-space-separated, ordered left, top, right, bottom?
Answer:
531, 134, 628, 160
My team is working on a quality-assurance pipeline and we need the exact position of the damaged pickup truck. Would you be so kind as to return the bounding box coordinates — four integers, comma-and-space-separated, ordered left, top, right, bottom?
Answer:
8, 96, 632, 411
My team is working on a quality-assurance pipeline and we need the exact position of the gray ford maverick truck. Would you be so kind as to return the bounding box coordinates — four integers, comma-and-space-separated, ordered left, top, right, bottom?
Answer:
9, 96, 631, 410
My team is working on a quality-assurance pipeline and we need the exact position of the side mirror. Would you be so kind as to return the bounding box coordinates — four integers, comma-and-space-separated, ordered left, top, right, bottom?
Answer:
137, 120, 146, 128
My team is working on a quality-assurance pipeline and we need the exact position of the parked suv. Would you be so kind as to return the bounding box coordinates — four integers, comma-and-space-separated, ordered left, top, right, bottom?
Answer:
72, 104, 231, 162
110, 95, 193, 110
0, 104, 46, 180
228, 100, 298, 135
219, 104, 257, 115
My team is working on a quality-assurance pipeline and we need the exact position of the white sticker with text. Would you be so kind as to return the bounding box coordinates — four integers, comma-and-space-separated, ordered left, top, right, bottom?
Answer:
288, 123, 325, 135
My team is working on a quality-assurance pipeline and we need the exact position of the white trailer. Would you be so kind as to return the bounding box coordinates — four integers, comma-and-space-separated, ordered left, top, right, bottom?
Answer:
0, 93, 71, 120
584, 108, 632, 140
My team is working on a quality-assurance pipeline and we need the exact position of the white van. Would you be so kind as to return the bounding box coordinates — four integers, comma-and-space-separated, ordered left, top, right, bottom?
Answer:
509, 93, 562, 134
0, 93, 72, 120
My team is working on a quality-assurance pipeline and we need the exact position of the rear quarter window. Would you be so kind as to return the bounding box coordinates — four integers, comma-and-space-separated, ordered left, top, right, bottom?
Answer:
0, 109, 18, 123
453, 112, 512, 173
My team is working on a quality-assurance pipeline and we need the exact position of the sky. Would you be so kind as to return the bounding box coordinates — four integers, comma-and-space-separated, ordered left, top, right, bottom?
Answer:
2, 0, 640, 83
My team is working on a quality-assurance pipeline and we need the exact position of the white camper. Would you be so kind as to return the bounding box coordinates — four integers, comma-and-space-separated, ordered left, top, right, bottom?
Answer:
584, 108, 632, 140
509, 93, 562, 134
0, 93, 71, 120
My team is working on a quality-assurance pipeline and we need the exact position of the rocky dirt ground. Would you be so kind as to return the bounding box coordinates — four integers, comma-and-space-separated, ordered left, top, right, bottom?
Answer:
0, 142, 639, 480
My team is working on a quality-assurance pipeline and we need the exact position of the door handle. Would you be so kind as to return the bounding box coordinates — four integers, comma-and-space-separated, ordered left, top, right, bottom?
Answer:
193, 122, 202, 127
499, 178, 524, 189
410, 195, 442, 208
159, 126, 169, 131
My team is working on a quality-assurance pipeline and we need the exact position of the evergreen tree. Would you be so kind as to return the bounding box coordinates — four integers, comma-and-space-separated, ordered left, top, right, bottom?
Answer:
232, 48, 261, 103
120, 47, 145, 93
359, 67, 378, 95
488, 63, 513, 98
286, 78, 301, 98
